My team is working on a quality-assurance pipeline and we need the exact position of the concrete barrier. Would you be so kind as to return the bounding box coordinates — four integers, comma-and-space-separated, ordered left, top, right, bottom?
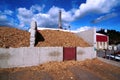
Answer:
0, 47, 96, 68
0, 47, 63, 68
0, 48, 9, 68
39, 47, 63, 64
77, 47, 96, 61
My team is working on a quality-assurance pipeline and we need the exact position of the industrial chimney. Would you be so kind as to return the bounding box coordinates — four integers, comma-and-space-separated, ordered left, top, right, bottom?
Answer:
58, 10, 62, 29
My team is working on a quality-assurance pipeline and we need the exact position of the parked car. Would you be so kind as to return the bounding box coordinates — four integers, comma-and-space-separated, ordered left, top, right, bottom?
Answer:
106, 54, 120, 61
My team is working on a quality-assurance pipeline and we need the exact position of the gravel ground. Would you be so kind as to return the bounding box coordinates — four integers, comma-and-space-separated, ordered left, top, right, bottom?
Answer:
0, 59, 120, 80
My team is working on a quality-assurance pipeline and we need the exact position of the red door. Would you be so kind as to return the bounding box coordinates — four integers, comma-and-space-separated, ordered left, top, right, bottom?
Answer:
63, 47, 76, 61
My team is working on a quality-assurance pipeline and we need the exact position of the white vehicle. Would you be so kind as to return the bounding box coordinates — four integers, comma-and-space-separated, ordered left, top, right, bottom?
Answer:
106, 54, 120, 61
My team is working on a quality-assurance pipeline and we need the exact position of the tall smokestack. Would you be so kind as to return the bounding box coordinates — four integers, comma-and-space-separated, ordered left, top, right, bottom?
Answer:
58, 10, 62, 29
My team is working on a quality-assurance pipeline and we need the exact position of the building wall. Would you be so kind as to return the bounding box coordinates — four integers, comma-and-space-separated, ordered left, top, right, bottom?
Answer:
96, 35, 109, 50
76, 28, 96, 48
75, 28, 97, 57
0, 47, 96, 68
97, 42, 108, 50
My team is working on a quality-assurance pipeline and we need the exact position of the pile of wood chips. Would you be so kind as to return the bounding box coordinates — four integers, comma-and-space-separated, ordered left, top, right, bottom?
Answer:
36, 30, 90, 47
0, 27, 90, 48
0, 27, 30, 48
0, 59, 120, 80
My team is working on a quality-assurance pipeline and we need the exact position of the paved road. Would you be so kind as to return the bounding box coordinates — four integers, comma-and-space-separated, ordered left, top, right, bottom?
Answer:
97, 57, 120, 67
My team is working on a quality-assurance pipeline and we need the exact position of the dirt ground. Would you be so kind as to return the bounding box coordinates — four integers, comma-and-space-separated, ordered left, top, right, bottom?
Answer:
0, 59, 120, 80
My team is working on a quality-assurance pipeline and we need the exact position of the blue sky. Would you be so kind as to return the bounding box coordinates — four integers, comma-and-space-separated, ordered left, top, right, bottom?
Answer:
0, 0, 120, 31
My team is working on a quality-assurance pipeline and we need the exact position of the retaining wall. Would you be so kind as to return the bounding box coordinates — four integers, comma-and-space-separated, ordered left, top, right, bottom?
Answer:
0, 47, 96, 68
77, 47, 96, 61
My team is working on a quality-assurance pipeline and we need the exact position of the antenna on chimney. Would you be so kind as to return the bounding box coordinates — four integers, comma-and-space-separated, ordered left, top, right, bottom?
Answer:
58, 10, 62, 29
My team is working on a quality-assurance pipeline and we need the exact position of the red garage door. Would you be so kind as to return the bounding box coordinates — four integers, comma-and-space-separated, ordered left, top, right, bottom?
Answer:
63, 47, 76, 61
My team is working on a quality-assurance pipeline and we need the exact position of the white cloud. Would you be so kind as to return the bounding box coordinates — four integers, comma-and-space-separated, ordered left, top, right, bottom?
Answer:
30, 4, 45, 13
4, 10, 13, 15
17, 6, 74, 28
74, 0, 120, 19
0, 0, 120, 30
0, 10, 13, 15
16, 0, 120, 30
46, 6, 74, 27
17, 8, 34, 28
75, 26, 103, 32
92, 13, 117, 23
76, 26, 91, 32
0, 15, 7, 21
17, 8, 33, 18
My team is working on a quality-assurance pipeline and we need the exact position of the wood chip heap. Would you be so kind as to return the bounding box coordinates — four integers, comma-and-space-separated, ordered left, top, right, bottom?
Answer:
0, 27, 90, 48
0, 59, 120, 80
36, 30, 90, 47
0, 27, 30, 48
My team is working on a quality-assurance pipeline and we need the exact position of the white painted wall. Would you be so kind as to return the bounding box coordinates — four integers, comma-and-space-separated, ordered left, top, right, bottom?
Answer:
76, 28, 96, 48
77, 47, 96, 61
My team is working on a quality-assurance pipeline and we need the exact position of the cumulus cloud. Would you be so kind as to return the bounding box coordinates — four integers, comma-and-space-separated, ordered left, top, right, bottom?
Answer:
33, 0, 119, 28
17, 7, 34, 29
1, 0, 120, 30
17, 6, 74, 29
17, 8, 33, 19
74, 0, 120, 19
91, 13, 118, 23
36, 6, 74, 28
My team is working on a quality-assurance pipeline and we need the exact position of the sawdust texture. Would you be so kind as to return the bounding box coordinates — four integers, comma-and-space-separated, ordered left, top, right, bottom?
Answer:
36, 30, 90, 47
0, 27, 90, 48
0, 59, 120, 80
0, 27, 30, 48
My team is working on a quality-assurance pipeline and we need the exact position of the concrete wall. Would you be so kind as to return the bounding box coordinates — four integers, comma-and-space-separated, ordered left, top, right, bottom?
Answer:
77, 47, 96, 61
0, 48, 9, 68
39, 47, 63, 64
0, 47, 96, 68
0, 47, 63, 68
76, 28, 96, 48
